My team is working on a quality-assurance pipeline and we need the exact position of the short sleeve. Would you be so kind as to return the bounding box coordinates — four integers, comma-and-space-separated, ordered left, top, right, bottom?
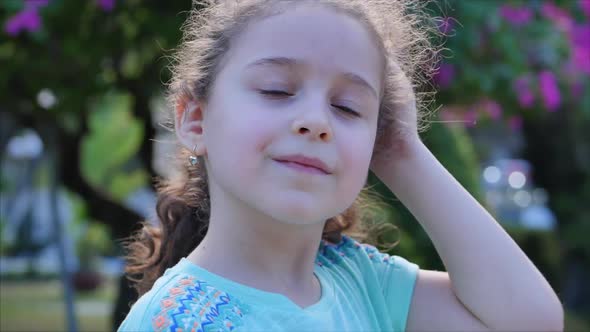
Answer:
380, 255, 419, 331
354, 241, 420, 332
117, 272, 181, 332
317, 235, 420, 331
117, 290, 156, 332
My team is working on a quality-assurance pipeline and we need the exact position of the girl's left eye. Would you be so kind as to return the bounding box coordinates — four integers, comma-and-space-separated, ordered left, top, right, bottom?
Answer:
332, 104, 360, 117
259, 90, 293, 97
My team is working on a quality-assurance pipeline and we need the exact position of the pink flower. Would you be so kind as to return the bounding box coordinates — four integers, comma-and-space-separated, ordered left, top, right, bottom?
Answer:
566, 24, 590, 75
572, 46, 590, 74
541, 2, 573, 32
580, 0, 590, 18
508, 116, 523, 132
539, 71, 561, 112
514, 76, 535, 109
4, 8, 41, 36
480, 99, 503, 120
499, 4, 533, 26
433, 62, 455, 89
3, 0, 49, 37
97, 0, 115, 11
571, 24, 590, 49
463, 109, 478, 128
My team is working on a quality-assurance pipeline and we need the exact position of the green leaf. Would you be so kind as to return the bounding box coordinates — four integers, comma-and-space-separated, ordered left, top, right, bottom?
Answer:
1, 0, 24, 12
0, 42, 16, 60
121, 49, 141, 79
81, 92, 144, 191
109, 169, 148, 201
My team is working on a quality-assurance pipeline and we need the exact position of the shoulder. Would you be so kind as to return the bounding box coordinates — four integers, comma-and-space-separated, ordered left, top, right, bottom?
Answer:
317, 234, 419, 302
317, 234, 418, 273
118, 270, 252, 332
316, 234, 371, 265
318, 235, 420, 331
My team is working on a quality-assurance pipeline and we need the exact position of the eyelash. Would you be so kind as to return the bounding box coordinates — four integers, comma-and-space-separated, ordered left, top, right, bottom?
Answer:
259, 90, 360, 117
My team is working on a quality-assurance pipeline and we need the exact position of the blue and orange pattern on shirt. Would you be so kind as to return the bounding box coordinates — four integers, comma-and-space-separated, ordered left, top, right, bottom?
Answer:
152, 275, 251, 332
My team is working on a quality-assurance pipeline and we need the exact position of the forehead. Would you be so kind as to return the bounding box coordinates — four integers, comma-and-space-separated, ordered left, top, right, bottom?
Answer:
223, 5, 383, 87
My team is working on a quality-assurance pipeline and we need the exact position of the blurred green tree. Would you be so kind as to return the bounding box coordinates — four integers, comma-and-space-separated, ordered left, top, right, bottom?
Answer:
1, 0, 194, 327
2, 0, 190, 240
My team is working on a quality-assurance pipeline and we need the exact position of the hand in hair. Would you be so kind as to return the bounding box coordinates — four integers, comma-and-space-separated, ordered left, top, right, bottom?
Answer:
370, 61, 420, 176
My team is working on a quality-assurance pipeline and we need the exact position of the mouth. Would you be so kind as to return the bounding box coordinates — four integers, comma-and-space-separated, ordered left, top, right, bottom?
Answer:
272, 159, 330, 175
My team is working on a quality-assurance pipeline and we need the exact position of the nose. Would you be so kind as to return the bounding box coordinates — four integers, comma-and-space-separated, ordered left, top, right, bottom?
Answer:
291, 107, 333, 142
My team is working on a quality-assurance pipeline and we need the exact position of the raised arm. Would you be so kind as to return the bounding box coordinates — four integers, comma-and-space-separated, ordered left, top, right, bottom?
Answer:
372, 139, 564, 332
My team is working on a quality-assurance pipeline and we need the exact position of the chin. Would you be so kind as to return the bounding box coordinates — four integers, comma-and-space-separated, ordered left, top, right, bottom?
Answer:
265, 200, 336, 226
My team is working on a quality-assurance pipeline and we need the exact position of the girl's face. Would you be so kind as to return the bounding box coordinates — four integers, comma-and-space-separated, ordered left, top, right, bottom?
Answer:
201, 5, 383, 225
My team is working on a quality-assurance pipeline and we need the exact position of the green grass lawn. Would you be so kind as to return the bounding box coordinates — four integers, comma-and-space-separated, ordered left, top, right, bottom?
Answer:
565, 310, 590, 332
1, 277, 116, 332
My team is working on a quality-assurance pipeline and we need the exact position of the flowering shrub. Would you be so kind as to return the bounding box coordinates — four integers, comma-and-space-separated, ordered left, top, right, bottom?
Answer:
433, 0, 590, 130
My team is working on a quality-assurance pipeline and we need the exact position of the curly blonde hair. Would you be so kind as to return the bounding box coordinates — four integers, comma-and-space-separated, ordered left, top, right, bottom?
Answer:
124, 0, 440, 297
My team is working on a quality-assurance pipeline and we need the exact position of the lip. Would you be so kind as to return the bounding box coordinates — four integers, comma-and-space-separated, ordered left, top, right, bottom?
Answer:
272, 154, 332, 175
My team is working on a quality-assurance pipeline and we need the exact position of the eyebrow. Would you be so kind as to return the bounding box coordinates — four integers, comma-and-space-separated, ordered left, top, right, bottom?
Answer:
244, 56, 379, 99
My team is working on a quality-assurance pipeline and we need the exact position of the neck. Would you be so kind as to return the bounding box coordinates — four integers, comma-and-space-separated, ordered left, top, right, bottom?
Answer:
186, 180, 326, 295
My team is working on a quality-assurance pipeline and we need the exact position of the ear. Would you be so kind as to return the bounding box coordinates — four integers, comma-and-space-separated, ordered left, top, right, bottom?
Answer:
174, 97, 207, 157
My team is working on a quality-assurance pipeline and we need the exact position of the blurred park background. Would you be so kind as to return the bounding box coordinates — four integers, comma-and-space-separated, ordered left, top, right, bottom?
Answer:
1, 0, 589, 331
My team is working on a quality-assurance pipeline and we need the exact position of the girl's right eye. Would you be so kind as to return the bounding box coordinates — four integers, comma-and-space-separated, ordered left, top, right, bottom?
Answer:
259, 90, 293, 97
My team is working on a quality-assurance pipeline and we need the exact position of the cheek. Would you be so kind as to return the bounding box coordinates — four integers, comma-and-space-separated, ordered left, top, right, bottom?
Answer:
342, 122, 375, 165
206, 106, 276, 167
338, 127, 374, 184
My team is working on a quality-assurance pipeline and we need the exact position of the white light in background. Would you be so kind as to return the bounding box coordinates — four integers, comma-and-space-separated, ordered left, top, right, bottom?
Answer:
7, 129, 43, 159
514, 190, 532, 208
508, 171, 526, 189
483, 166, 501, 184
37, 88, 57, 109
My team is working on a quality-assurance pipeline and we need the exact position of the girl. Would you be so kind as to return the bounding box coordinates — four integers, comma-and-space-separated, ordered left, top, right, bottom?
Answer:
119, 0, 564, 331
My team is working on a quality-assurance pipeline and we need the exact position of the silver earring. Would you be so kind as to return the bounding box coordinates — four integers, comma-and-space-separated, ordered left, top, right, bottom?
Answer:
189, 145, 198, 165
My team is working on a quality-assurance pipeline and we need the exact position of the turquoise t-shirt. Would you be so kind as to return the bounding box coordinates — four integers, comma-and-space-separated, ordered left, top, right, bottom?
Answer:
118, 234, 419, 332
